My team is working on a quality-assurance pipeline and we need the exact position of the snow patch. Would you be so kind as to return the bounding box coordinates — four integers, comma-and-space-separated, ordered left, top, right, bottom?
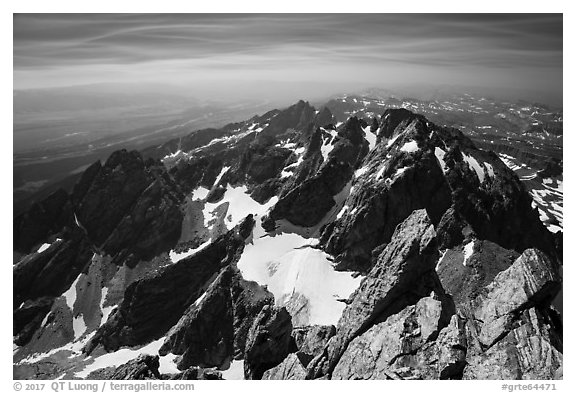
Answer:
220, 360, 245, 380
485, 162, 495, 178
392, 167, 409, 179
169, 240, 211, 263
336, 205, 349, 220
354, 165, 369, 178
462, 241, 475, 266
320, 136, 335, 162
363, 126, 377, 150
435, 250, 448, 272
191, 186, 210, 201
75, 338, 172, 378
203, 186, 277, 231
386, 134, 400, 148
63, 275, 81, 311
294, 146, 306, 155
400, 140, 419, 153
100, 287, 114, 325
463, 154, 485, 183
213, 166, 230, 187
37, 243, 51, 253
376, 166, 386, 180
434, 147, 448, 173
72, 315, 87, 340
193, 291, 208, 307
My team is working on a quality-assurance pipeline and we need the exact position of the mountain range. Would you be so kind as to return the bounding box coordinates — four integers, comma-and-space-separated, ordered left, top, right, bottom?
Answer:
13, 97, 563, 380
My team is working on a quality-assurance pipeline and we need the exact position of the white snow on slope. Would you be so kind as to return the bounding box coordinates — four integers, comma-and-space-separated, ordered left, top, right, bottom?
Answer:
220, 359, 245, 380
72, 315, 87, 340
363, 126, 377, 150
485, 162, 495, 178
400, 140, 419, 153
498, 153, 563, 232
191, 186, 210, 200
213, 166, 230, 187
16, 331, 96, 366
280, 145, 307, 178
238, 232, 361, 325
202, 186, 278, 231
498, 154, 522, 171
294, 146, 306, 155
462, 154, 485, 183
169, 240, 211, 263
462, 241, 475, 266
75, 338, 178, 378
320, 129, 338, 162
100, 287, 114, 325
63, 275, 81, 311
227, 182, 360, 326
37, 243, 51, 253
434, 147, 448, 173
386, 134, 400, 148
435, 250, 448, 272
336, 205, 349, 220
238, 213, 362, 326
276, 140, 297, 149
355, 165, 369, 178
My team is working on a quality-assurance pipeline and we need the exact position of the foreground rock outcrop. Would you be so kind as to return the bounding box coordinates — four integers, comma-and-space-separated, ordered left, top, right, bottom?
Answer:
307, 209, 453, 378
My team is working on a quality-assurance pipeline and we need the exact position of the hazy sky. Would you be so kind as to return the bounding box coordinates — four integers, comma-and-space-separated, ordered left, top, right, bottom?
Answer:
13, 14, 563, 104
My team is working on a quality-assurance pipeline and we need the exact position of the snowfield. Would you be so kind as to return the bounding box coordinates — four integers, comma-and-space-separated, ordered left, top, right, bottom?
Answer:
498, 153, 563, 232
238, 217, 362, 326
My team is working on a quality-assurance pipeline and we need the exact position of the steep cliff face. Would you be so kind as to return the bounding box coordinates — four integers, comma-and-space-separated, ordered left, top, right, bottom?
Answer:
320, 109, 558, 272
13, 103, 562, 381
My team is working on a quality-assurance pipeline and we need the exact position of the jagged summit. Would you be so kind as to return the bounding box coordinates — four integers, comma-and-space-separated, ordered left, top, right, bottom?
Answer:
13, 101, 562, 380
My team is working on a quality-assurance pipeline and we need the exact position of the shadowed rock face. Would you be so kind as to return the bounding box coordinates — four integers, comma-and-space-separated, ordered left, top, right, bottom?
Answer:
84, 216, 255, 354
265, 116, 369, 228
13, 297, 55, 346
320, 109, 558, 272
262, 325, 336, 380
436, 240, 520, 312
13, 228, 94, 311
14, 188, 71, 253
158, 266, 274, 370
14, 149, 186, 266
244, 305, 293, 380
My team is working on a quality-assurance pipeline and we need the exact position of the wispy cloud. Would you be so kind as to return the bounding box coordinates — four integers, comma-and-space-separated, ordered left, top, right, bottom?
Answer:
13, 14, 562, 102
